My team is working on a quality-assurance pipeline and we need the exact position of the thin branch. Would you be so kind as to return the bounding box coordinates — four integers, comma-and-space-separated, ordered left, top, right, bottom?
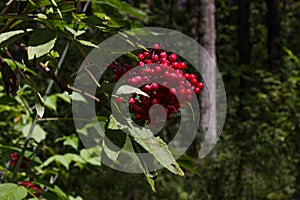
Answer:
85, 68, 101, 88
67, 85, 100, 102
1, 0, 17, 14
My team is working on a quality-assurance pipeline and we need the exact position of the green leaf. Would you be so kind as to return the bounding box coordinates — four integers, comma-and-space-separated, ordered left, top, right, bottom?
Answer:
64, 25, 85, 37
128, 120, 184, 176
177, 154, 200, 176
63, 136, 79, 150
70, 92, 87, 102
0, 29, 33, 48
51, 186, 69, 200
35, 92, 45, 118
40, 153, 85, 170
92, 0, 147, 21
76, 39, 99, 48
56, 92, 72, 103
28, 29, 57, 60
115, 85, 149, 97
33, 181, 68, 200
45, 95, 57, 111
94, 12, 111, 20
22, 123, 47, 143
107, 114, 127, 130
0, 183, 27, 200
102, 139, 121, 162
144, 171, 156, 192
69, 195, 83, 200
80, 148, 101, 166
3, 58, 37, 75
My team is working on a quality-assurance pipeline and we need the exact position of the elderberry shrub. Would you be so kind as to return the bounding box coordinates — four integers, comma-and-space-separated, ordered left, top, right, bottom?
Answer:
111, 44, 204, 126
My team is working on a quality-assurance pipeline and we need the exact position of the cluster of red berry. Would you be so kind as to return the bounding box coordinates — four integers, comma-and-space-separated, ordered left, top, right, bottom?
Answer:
10, 153, 30, 168
113, 44, 204, 125
18, 181, 41, 197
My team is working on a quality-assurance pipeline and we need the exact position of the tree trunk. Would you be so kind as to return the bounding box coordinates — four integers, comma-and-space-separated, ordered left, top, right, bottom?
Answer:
267, 0, 282, 68
238, 0, 251, 65
199, 0, 217, 157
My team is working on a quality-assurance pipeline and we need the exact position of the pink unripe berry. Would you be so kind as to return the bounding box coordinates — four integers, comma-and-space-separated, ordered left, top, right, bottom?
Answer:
170, 88, 176, 95
153, 44, 160, 50
155, 66, 162, 73
116, 97, 123, 104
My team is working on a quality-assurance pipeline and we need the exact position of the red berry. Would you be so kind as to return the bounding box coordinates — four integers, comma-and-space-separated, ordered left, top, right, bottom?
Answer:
170, 73, 177, 80
143, 76, 150, 82
143, 84, 152, 92
160, 57, 167, 63
191, 78, 198, 85
129, 98, 136, 105
189, 74, 196, 80
172, 62, 179, 69
183, 73, 189, 79
164, 71, 170, 77
138, 61, 144, 67
144, 59, 152, 64
168, 54, 177, 62
151, 83, 159, 91
152, 99, 159, 104
194, 87, 201, 94
179, 62, 187, 70
160, 51, 167, 58
143, 51, 150, 58
136, 113, 142, 120
186, 88, 192, 95
152, 54, 159, 62
179, 88, 185, 96
153, 44, 160, 50
127, 78, 133, 85
155, 66, 162, 73
116, 97, 123, 104
197, 82, 204, 89
135, 76, 142, 83
170, 88, 176, 95
176, 69, 183, 75
149, 69, 155, 75
161, 61, 170, 66
138, 53, 144, 61
145, 68, 151, 74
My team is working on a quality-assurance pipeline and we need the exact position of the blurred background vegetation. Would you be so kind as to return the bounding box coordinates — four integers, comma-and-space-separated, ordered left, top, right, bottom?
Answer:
0, 0, 300, 199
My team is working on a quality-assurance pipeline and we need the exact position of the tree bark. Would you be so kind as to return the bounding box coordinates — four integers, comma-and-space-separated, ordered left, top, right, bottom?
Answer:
238, 0, 251, 65
199, 0, 217, 156
267, 0, 282, 68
